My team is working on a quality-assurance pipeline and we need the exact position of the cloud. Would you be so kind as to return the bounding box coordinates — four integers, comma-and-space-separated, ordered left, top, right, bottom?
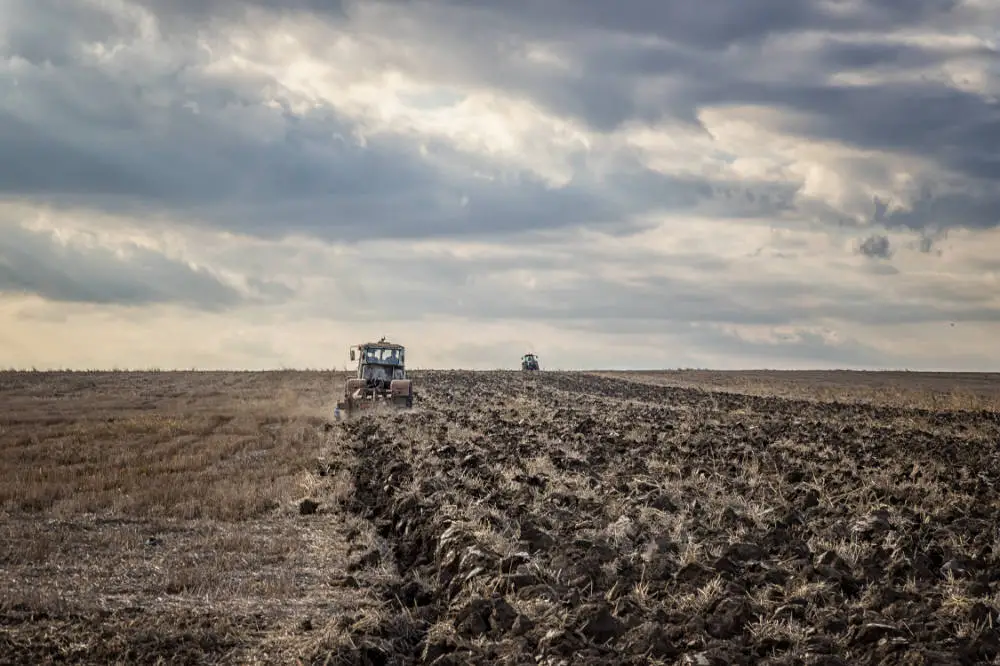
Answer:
1, 0, 999, 369
0, 210, 291, 310
858, 234, 892, 259
0, 18, 792, 244
3, 0, 997, 238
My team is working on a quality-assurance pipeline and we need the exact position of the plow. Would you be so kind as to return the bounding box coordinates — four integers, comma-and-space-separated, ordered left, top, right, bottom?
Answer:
334, 337, 414, 421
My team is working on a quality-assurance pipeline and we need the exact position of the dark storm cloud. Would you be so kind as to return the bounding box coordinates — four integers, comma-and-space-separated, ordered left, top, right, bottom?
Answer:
732, 81, 1000, 183
131, 0, 347, 23
0, 0, 126, 67
131, 0, 969, 45
364, 0, 1000, 228
813, 40, 959, 72
435, 0, 964, 47
0, 0, 997, 242
0, 56, 789, 240
879, 187, 1000, 231
0, 224, 288, 309
0, 110, 158, 199
859, 234, 892, 259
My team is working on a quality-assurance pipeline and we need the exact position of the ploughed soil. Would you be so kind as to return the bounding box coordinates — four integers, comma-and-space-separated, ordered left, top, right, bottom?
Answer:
2, 369, 1000, 665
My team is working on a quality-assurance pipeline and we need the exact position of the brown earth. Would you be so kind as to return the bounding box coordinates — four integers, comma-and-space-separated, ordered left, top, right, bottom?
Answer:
2, 369, 1000, 665
593, 370, 1000, 411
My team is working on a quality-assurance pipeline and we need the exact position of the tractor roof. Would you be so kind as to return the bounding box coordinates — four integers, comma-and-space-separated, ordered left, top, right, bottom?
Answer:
359, 340, 405, 350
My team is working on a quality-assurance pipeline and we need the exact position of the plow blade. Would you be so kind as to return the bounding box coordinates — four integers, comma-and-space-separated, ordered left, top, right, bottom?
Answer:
334, 399, 409, 422
334, 380, 413, 422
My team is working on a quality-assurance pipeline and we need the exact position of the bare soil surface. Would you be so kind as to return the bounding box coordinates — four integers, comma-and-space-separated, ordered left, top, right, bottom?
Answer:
594, 370, 1000, 412
2, 369, 1000, 665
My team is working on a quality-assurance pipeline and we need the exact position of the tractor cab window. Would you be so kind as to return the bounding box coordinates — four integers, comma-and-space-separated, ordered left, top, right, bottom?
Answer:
365, 347, 404, 364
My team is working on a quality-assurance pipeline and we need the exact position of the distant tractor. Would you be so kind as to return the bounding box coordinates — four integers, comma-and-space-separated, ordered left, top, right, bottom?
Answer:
334, 337, 413, 420
521, 353, 540, 371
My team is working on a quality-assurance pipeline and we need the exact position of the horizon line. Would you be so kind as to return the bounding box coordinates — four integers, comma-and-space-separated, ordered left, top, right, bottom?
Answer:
2, 367, 998, 374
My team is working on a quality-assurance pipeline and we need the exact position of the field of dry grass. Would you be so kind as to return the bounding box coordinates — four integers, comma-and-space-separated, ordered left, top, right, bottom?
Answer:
2, 369, 1000, 664
0, 371, 369, 663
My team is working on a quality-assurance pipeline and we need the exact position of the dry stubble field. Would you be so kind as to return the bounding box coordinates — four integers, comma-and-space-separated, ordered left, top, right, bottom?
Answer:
2, 369, 1000, 665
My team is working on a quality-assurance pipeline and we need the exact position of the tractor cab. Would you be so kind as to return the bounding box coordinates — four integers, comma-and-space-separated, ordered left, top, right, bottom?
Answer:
521, 353, 540, 371
350, 337, 406, 386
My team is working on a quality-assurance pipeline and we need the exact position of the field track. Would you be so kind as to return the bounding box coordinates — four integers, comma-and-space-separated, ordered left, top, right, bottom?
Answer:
2, 369, 1000, 665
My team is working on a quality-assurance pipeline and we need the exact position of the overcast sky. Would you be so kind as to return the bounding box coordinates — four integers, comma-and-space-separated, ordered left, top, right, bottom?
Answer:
1, 0, 998, 370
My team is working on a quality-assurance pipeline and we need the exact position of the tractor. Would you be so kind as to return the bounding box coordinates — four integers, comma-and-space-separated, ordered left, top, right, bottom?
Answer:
521, 353, 540, 371
334, 337, 413, 421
